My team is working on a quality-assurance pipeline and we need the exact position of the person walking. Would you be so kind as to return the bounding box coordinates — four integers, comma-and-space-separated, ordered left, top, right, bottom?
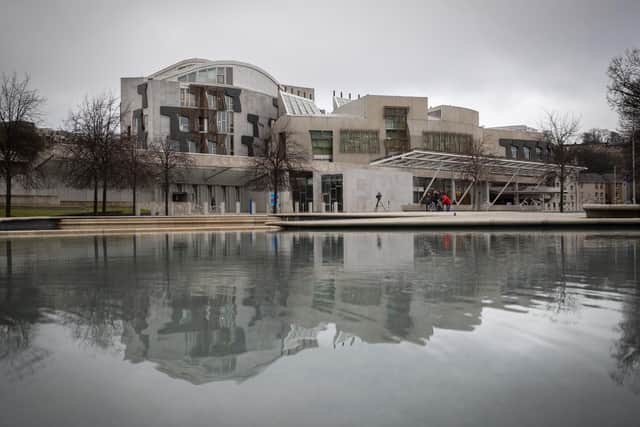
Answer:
375, 192, 383, 211
441, 193, 452, 212
425, 191, 433, 211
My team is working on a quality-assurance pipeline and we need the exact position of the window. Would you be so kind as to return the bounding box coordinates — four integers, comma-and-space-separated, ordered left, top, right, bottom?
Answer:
422, 132, 472, 154
198, 117, 207, 132
225, 95, 233, 111
510, 146, 519, 159
207, 139, 216, 154
340, 130, 379, 153
217, 67, 225, 84
229, 135, 234, 155
536, 146, 543, 160
180, 88, 196, 107
207, 93, 217, 109
384, 107, 408, 130
132, 116, 139, 134
187, 140, 198, 153
522, 146, 530, 160
179, 116, 189, 132
310, 130, 333, 160
143, 115, 148, 130
217, 111, 233, 133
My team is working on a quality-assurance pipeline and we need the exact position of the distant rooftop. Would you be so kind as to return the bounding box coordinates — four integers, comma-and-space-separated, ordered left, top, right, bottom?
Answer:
280, 91, 322, 116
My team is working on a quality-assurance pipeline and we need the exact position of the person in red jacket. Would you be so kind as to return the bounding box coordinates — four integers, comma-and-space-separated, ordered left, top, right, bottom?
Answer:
441, 193, 452, 211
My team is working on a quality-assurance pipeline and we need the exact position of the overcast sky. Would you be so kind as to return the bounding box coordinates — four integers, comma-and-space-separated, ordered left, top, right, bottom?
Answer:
1, 0, 638, 131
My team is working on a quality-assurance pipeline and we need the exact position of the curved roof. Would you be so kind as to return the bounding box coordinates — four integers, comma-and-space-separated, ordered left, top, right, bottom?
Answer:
148, 58, 280, 86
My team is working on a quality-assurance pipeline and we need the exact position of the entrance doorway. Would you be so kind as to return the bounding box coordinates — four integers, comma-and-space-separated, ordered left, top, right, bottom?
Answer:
321, 174, 343, 212
291, 172, 313, 212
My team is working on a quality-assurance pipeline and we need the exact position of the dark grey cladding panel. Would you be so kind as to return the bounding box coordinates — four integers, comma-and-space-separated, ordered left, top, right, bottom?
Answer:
226, 67, 233, 86
224, 88, 242, 113
137, 83, 148, 108
132, 109, 147, 148
159, 106, 189, 143
499, 138, 552, 161
241, 135, 255, 157
247, 114, 259, 137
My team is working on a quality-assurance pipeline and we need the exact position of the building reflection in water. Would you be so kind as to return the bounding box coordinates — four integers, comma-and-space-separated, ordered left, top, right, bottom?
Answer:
0, 230, 638, 388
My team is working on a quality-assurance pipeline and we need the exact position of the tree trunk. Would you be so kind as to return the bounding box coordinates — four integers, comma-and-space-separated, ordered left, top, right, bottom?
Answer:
102, 176, 107, 214
93, 175, 98, 216
132, 176, 137, 216
4, 169, 12, 217
164, 174, 169, 216
559, 164, 565, 213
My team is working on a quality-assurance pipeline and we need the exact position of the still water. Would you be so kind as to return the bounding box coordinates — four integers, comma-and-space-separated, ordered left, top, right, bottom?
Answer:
0, 230, 639, 427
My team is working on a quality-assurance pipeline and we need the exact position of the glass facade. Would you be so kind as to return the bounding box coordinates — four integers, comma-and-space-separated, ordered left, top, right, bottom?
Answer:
384, 107, 409, 154
291, 172, 313, 212
339, 130, 379, 154
178, 67, 226, 84
422, 132, 472, 154
309, 130, 333, 160
321, 174, 343, 212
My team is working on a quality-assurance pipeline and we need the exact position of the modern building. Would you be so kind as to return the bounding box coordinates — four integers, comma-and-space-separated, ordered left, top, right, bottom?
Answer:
1, 58, 584, 213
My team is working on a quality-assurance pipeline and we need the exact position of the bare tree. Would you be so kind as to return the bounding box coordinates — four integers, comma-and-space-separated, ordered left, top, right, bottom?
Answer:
251, 130, 309, 213
118, 128, 155, 215
461, 137, 491, 210
608, 49, 640, 202
608, 48, 640, 122
63, 93, 122, 215
149, 137, 192, 216
0, 73, 46, 217
541, 111, 580, 212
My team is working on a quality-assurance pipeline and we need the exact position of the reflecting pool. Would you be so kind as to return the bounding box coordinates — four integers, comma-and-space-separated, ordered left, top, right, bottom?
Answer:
1, 230, 639, 426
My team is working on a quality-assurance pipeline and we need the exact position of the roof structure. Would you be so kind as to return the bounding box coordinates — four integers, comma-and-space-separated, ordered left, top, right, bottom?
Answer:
370, 150, 586, 178
332, 96, 353, 111
280, 91, 322, 116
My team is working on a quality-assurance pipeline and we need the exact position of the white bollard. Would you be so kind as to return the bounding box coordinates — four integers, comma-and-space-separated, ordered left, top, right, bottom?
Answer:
235, 201, 241, 214
219, 202, 225, 215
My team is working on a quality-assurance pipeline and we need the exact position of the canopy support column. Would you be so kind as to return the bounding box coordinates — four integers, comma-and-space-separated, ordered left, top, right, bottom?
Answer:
490, 169, 520, 206
418, 163, 442, 203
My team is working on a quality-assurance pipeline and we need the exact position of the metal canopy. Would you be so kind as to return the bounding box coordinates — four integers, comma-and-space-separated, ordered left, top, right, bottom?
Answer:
370, 150, 585, 178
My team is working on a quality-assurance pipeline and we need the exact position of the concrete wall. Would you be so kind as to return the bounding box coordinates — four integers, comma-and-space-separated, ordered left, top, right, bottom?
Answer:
428, 105, 479, 126
482, 127, 545, 157
342, 167, 413, 212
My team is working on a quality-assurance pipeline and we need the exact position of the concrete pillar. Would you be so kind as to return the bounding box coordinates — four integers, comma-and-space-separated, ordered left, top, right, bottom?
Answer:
219, 202, 225, 215
235, 201, 241, 214
308, 201, 313, 213
451, 179, 457, 203
332, 202, 338, 212
294, 201, 299, 213
320, 202, 325, 213
514, 179, 519, 205
250, 200, 256, 215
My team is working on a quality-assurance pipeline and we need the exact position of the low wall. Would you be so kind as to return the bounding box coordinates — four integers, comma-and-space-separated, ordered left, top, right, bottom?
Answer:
584, 204, 640, 218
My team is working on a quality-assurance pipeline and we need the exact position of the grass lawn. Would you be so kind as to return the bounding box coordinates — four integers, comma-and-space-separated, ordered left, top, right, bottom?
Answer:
1, 206, 134, 217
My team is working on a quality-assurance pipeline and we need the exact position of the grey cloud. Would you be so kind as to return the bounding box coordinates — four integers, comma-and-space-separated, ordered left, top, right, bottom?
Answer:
1, 0, 638, 131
